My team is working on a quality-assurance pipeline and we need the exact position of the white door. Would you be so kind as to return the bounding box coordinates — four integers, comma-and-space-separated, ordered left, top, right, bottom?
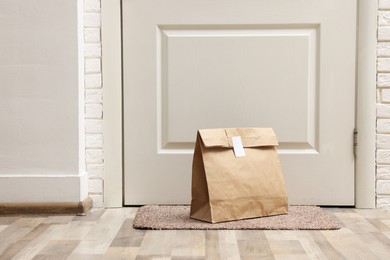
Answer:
122, 0, 356, 205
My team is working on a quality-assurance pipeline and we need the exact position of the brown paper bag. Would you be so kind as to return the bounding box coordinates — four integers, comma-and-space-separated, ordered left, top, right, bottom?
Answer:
190, 128, 288, 223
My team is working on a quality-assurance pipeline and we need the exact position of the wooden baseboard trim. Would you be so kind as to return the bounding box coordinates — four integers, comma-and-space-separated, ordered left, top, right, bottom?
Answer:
0, 197, 93, 216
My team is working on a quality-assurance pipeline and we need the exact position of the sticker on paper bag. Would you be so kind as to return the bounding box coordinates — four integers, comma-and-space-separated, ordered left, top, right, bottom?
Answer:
232, 136, 246, 157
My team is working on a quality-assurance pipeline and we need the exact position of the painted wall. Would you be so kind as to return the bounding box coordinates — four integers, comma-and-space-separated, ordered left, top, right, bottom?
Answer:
0, 0, 87, 202
0, 0, 386, 207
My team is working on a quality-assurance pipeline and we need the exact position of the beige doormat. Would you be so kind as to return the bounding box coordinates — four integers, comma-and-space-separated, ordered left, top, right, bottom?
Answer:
133, 205, 341, 230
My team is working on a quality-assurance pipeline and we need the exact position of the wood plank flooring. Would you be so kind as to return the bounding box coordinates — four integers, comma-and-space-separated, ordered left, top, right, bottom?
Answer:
0, 207, 389, 259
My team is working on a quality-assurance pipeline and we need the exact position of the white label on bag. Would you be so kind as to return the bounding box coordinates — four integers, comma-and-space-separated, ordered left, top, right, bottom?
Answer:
232, 136, 246, 157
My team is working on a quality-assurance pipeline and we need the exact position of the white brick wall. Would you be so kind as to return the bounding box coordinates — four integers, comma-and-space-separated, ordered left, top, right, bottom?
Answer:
377, 0, 390, 208
84, 0, 103, 208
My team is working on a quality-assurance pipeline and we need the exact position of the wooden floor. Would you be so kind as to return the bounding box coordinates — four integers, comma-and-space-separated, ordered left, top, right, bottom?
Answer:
0, 207, 390, 259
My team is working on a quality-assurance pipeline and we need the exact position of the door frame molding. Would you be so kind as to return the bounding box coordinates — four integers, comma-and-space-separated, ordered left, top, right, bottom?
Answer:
102, 0, 123, 207
101, 0, 377, 208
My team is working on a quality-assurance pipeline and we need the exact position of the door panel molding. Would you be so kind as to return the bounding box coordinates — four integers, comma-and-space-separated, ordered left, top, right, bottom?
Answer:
157, 26, 319, 155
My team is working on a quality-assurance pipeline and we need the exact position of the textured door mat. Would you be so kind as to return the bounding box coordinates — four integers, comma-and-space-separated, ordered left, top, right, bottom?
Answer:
133, 205, 341, 230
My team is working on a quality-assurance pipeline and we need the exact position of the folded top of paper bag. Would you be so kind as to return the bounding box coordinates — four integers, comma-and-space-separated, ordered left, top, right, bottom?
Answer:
198, 128, 278, 148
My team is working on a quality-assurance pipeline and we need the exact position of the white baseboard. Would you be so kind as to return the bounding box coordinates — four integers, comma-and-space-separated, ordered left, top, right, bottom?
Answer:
0, 171, 88, 203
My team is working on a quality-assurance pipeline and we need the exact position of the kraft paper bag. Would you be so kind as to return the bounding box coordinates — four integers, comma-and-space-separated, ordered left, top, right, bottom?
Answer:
190, 128, 288, 223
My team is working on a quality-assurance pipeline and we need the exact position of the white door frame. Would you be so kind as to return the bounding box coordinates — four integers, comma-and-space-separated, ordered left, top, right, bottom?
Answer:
101, 0, 377, 208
